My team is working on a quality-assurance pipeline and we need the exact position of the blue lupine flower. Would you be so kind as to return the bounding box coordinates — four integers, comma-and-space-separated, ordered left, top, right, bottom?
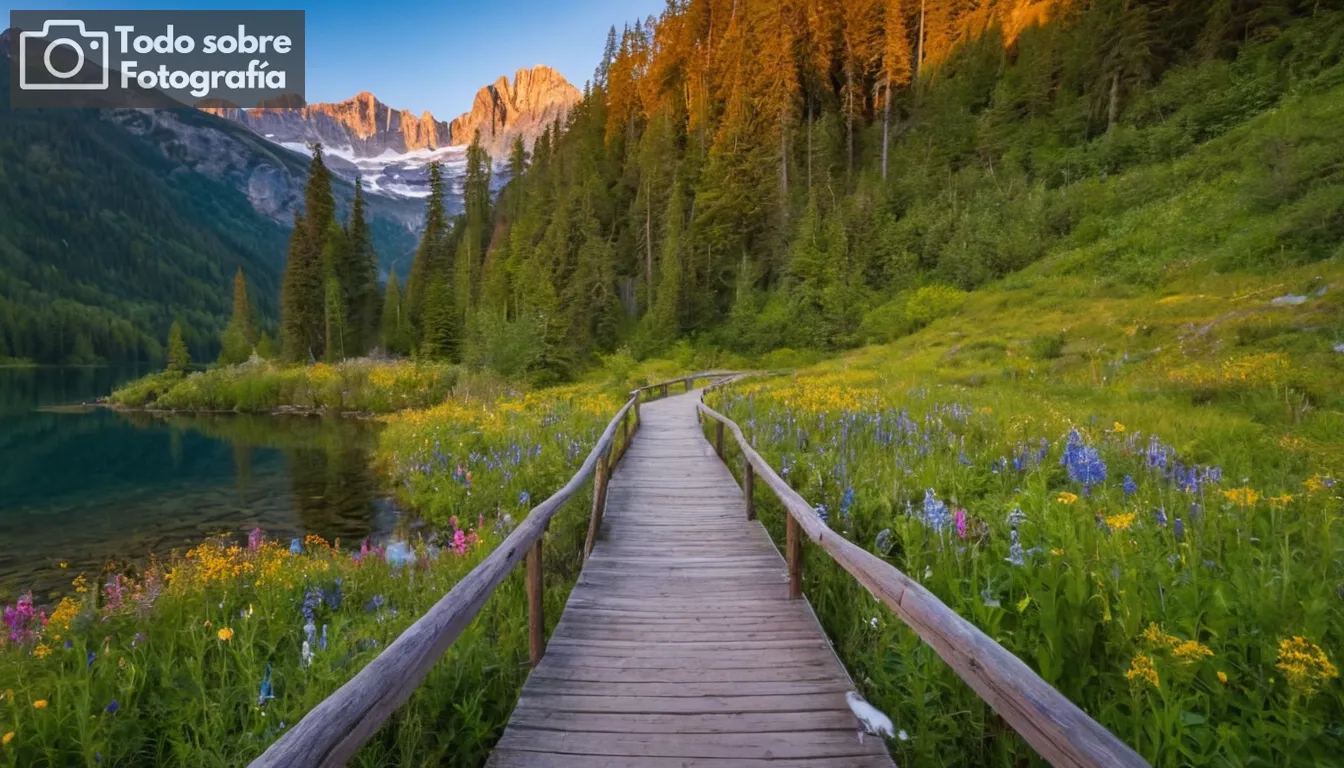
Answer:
87, 651, 96, 668
1174, 517, 1185, 542
384, 541, 415, 568
839, 487, 855, 518
1123, 475, 1138, 496
258, 663, 275, 706
302, 588, 322, 624
1005, 530, 1028, 567
918, 489, 952, 534
64, 639, 72, 650
364, 595, 385, 613
1154, 506, 1168, 527
1005, 507, 1026, 529
1061, 429, 1108, 493
304, 621, 316, 648
289, 538, 303, 555
319, 624, 328, 652
518, 491, 531, 506
104, 699, 119, 714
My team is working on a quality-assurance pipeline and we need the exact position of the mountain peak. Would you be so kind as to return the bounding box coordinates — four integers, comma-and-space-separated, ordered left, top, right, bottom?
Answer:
450, 64, 580, 159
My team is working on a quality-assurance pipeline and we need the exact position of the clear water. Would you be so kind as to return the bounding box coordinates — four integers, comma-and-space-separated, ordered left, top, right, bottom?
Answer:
0, 367, 398, 602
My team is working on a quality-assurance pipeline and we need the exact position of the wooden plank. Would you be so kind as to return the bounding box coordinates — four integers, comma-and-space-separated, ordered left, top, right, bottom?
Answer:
495, 728, 880, 759
698, 400, 1150, 768
488, 749, 894, 768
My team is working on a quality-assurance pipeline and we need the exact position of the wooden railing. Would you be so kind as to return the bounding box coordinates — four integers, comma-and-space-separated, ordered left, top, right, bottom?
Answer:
695, 383, 1150, 768
250, 377, 679, 768
630, 370, 736, 402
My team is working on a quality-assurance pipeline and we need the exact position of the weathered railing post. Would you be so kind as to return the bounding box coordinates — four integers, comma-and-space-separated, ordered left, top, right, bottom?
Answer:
526, 539, 544, 665
685, 377, 693, 392
786, 514, 802, 599
744, 460, 755, 521
715, 421, 725, 459
661, 383, 669, 398
583, 452, 610, 561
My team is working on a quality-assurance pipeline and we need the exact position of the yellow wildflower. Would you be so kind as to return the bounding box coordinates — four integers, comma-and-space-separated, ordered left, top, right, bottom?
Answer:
1141, 622, 1178, 649
1113, 422, 1126, 432
1221, 487, 1260, 506
1057, 492, 1079, 505
1303, 474, 1330, 493
1, 689, 11, 702
72, 573, 88, 594
1125, 654, 1159, 688
58, 561, 68, 569
1104, 512, 1136, 531
1051, 548, 1064, 556
1269, 494, 1293, 505
32, 700, 47, 710
2, 732, 12, 746
217, 627, 234, 642
1172, 639, 1214, 664
48, 597, 80, 633
1276, 636, 1339, 696
32, 643, 52, 660
1217, 671, 1229, 685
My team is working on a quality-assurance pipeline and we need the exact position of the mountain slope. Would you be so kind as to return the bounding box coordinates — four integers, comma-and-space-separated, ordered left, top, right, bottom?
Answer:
0, 39, 417, 364
449, 65, 581, 159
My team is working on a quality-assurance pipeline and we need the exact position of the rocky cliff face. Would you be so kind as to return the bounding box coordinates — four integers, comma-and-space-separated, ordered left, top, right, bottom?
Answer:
449, 65, 581, 161
203, 92, 452, 157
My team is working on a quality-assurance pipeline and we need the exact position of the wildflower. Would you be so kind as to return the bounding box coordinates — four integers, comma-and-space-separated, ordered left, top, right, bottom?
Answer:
1005, 507, 1026, 528
1104, 512, 1136, 531
1122, 475, 1137, 497
869, 617, 879, 629
1113, 422, 1126, 432
1, 732, 11, 746
1217, 671, 1229, 685
320, 624, 328, 651
33, 700, 47, 710
1057, 492, 1078, 505
1005, 530, 1034, 567
1154, 506, 1168, 527
258, 663, 275, 706
86, 651, 96, 668
1222, 487, 1260, 506
301, 640, 313, 668
104, 700, 119, 715
1172, 639, 1213, 663
840, 486, 855, 518
364, 595, 386, 613
1050, 548, 1064, 556
289, 538, 303, 555
1174, 517, 1184, 542
32, 643, 51, 659
918, 490, 952, 533
217, 627, 234, 642
1061, 429, 1107, 493
131, 632, 146, 648
897, 729, 909, 742
1276, 636, 1339, 696
1126, 654, 1159, 688
1269, 494, 1293, 505
980, 588, 1001, 608
814, 504, 830, 526
248, 527, 263, 551
954, 508, 968, 539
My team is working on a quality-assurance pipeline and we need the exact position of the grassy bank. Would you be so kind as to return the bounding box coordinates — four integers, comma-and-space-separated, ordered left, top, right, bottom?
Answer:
107, 359, 460, 414
1, 383, 627, 766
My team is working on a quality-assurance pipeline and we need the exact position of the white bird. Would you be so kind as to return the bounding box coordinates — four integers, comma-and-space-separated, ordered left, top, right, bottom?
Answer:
846, 691, 895, 739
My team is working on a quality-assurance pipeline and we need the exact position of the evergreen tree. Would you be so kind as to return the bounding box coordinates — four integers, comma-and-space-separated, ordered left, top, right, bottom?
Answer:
344, 178, 380, 355
419, 273, 458, 359
166, 320, 190, 373
280, 146, 338, 362
406, 161, 451, 333
219, 267, 255, 365
380, 271, 409, 355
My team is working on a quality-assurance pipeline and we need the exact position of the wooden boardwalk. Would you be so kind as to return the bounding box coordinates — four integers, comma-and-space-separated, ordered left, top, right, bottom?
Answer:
488, 391, 895, 767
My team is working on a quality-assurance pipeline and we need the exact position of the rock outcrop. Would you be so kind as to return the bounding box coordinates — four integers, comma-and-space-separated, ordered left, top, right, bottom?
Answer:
203, 92, 452, 157
448, 65, 581, 161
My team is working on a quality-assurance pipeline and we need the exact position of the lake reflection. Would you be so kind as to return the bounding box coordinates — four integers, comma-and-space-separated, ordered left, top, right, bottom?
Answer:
0, 367, 399, 601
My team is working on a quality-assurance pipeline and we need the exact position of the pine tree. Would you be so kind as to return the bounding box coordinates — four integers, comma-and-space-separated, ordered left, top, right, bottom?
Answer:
881, 0, 914, 179
419, 273, 458, 359
457, 130, 493, 319
380, 271, 409, 355
166, 320, 190, 373
219, 267, 255, 365
407, 161, 450, 334
279, 210, 323, 361
344, 178, 380, 355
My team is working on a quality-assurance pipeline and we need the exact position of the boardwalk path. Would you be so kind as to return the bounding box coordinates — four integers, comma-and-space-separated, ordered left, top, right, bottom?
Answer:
487, 391, 894, 767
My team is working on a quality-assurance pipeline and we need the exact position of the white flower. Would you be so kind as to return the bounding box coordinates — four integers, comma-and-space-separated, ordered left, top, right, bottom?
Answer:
300, 640, 313, 668
898, 729, 910, 742
869, 617, 879, 629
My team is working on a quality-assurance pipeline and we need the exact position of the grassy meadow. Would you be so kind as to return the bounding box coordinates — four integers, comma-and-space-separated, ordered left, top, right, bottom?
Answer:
709, 240, 1343, 763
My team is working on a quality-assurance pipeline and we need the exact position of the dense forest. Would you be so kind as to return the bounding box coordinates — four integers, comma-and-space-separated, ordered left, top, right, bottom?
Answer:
357, 0, 1343, 383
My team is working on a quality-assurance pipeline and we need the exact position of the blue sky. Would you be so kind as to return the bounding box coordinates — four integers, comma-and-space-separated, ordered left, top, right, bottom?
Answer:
4, 0, 665, 117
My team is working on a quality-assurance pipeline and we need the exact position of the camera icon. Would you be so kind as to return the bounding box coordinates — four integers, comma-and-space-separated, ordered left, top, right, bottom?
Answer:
18, 20, 110, 91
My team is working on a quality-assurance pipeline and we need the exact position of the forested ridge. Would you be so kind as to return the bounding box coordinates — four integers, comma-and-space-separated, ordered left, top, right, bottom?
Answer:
366, 0, 1344, 383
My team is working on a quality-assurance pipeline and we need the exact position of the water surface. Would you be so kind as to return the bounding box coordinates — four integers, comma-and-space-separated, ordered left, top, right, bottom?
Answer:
0, 367, 397, 601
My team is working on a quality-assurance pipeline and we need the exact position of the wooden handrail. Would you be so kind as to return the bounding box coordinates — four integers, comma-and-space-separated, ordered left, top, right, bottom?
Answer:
696, 399, 1150, 768
629, 370, 737, 400
250, 384, 658, 768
